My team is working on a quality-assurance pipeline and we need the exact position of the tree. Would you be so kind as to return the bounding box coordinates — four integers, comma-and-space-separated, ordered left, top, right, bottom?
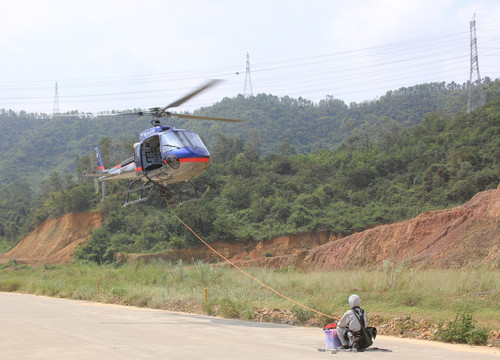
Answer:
75, 154, 92, 182
40, 171, 64, 194
211, 133, 244, 163
4, 211, 22, 242
244, 130, 260, 162
278, 138, 296, 156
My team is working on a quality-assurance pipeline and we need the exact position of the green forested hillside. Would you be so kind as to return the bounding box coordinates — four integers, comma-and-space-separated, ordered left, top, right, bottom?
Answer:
0, 80, 499, 259
77, 98, 499, 262
2, 80, 499, 191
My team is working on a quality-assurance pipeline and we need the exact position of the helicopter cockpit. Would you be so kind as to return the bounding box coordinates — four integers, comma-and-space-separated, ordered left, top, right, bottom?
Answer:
137, 130, 209, 173
160, 130, 206, 152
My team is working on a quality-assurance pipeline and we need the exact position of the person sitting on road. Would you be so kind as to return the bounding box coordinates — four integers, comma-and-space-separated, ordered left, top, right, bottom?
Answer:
337, 294, 368, 349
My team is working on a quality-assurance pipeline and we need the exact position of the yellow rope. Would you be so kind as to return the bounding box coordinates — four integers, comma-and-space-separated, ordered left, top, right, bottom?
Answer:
167, 198, 338, 321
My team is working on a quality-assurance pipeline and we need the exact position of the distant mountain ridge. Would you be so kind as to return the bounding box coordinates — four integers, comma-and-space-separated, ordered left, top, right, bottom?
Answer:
2, 80, 498, 191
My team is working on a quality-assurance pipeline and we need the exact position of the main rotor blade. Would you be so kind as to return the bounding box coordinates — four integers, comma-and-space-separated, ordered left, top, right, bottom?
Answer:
158, 79, 222, 116
118, 111, 145, 116
172, 113, 244, 122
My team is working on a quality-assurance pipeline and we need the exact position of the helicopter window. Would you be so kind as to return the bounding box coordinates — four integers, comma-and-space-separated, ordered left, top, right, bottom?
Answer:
160, 131, 205, 152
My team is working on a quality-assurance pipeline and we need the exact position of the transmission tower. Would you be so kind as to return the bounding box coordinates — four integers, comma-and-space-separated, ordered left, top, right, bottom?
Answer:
467, 14, 485, 112
244, 52, 253, 97
52, 81, 60, 115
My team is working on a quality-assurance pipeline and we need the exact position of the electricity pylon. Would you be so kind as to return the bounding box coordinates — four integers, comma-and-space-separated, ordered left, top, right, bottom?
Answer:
467, 14, 485, 113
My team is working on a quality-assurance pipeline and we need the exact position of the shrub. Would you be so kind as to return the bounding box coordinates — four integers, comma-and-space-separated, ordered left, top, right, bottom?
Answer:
434, 312, 488, 345
218, 298, 242, 319
0, 279, 22, 292
291, 305, 313, 323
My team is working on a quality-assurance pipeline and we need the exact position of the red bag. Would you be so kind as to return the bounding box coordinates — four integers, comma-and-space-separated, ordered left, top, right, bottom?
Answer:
323, 323, 337, 330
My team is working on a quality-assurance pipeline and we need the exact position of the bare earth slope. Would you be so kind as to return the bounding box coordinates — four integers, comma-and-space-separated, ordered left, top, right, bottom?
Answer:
298, 183, 500, 270
0, 212, 101, 265
1, 185, 499, 268
126, 184, 500, 269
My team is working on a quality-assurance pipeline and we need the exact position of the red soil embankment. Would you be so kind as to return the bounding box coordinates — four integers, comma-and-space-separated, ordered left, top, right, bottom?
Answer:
230, 184, 500, 270
126, 184, 500, 269
0, 212, 101, 266
1, 184, 499, 269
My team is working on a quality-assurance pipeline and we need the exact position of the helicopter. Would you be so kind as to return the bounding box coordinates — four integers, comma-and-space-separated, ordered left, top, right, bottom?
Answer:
90, 79, 244, 206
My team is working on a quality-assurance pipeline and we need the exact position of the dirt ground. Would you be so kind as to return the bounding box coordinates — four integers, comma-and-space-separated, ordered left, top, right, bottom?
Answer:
0, 212, 101, 266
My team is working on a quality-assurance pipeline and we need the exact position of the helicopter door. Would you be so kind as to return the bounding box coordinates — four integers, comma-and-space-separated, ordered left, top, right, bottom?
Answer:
134, 142, 142, 172
140, 135, 162, 172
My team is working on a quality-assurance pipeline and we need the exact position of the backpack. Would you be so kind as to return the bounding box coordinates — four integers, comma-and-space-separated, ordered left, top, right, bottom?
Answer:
352, 308, 376, 351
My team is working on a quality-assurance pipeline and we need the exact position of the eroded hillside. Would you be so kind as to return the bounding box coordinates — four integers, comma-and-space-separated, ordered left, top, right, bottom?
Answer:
124, 184, 500, 269
1, 185, 499, 268
0, 212, 101, 265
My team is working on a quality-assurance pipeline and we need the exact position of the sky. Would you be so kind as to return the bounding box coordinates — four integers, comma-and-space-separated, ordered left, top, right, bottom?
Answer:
1, 0, 499, 115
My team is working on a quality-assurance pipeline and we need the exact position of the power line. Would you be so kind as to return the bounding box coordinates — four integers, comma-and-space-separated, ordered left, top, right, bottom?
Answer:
1, 21, 499, 113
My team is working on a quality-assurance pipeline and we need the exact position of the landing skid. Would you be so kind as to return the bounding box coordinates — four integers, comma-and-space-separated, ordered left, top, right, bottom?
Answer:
163, 181, 213, 206
123, 179, 213, 207
123, 179, 157, 206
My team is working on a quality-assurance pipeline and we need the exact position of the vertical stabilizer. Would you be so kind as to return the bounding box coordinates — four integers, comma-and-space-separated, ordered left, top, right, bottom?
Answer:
94, 144, 106, 173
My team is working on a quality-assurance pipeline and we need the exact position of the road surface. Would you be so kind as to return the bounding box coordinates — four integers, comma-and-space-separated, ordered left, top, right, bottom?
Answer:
0, 292, 498, 359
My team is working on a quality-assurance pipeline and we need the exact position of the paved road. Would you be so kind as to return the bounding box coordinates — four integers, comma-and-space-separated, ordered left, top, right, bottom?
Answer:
0, 292, 498, 359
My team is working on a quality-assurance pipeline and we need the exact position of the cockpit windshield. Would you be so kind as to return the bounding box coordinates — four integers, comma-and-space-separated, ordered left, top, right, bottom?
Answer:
160, 131, 205, 152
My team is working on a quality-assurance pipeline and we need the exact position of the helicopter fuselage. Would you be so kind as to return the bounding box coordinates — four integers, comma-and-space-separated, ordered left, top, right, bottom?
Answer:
95, 126, 210, 186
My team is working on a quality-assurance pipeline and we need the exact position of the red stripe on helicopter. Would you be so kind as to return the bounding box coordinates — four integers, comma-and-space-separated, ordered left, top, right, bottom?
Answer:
179, 157, 210, 163
135, 166, 143, 172
97, 166, 104, 170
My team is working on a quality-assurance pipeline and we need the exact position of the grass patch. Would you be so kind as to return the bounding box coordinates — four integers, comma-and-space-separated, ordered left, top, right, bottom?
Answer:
0, 279, 22, 292
0, 260, 498, 344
